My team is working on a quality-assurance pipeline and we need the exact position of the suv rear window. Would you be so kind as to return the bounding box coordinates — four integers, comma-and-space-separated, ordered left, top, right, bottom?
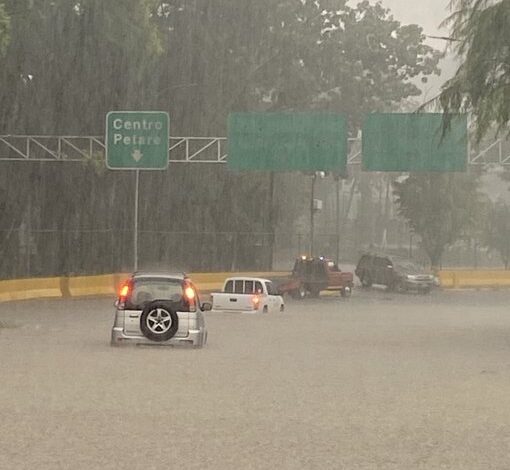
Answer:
375, 257, 391, 267
127, 278, 183, 308
358, 255, 371, 267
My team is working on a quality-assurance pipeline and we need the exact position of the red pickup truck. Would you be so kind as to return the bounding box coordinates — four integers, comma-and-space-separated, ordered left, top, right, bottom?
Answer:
273, 257, 354, 299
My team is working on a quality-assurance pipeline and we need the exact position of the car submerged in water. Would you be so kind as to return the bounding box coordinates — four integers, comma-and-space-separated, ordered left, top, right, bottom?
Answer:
111, 272, 210, 348
355, 254, 435, 293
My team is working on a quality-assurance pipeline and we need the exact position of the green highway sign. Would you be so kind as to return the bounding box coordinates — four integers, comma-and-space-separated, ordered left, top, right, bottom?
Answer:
362, 113, 467, 172
106, 111, 169, 170
228, 112, 347, 171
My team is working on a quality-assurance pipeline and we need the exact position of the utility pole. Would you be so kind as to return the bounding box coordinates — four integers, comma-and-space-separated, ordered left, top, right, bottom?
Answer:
310, 171, 325, 257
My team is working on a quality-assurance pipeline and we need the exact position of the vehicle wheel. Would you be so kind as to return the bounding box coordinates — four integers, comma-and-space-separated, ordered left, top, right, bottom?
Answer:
263, 306, 269, 313
291, 286, 306, 300
340, 286, 352, 298
390, 280, 406, 293
309, 287, 320, 298
140, 301, 179, 342
361, 275, 372, 288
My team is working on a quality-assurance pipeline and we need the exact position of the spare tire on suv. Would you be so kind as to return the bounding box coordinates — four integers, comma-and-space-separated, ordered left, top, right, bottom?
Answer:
140, 301, 179, 342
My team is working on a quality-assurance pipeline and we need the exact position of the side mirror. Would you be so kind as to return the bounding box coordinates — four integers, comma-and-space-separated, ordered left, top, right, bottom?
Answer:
201, 302, 212, 312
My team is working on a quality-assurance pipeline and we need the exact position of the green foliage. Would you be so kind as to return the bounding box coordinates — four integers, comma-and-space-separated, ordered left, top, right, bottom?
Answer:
482, 201, 510, 268
440, 0, 510, 140
0, 0, 163, 134
0, 0, 443, 275
0, 2, 9, 56
392, 173, 480, 267
153, 0, 441, 132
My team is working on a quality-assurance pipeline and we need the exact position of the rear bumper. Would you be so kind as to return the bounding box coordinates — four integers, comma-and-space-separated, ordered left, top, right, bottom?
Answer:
210, 308, 260, 314
110, 327, 207, 347
403, 280, 433, 291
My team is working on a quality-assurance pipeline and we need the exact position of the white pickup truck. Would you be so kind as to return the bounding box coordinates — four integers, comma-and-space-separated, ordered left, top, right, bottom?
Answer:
211, 277, 285, 313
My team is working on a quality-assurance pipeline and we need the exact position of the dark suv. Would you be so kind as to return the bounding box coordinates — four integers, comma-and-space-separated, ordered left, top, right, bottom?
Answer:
355, 254, 435, 293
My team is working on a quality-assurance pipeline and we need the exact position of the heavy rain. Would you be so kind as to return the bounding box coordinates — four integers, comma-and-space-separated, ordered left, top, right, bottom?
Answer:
1, 1, 510, 469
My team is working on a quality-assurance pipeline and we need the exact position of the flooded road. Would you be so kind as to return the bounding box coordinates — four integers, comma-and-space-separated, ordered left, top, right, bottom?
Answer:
2, 289, 510, 469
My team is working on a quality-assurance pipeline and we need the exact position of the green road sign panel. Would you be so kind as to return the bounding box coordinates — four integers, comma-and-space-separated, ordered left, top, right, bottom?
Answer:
106, 111, 169, 170
362, 113, 467, 172
228, 113, 347, 171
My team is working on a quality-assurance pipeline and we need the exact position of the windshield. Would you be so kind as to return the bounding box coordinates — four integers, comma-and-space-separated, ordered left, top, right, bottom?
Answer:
394, 261, 426, 273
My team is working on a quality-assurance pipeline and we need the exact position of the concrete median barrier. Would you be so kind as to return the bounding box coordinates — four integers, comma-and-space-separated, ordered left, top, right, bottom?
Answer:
67, 274, 119, 297
0, 271, 286, 303
0, 277, 62, 302
439, 270, 510, 288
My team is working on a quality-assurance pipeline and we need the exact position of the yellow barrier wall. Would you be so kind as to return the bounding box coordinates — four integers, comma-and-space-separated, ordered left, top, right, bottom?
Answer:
0, 272, 286, 303
0, 277, 62, 302
438, 270, 510, 288
3, 270, 506, 303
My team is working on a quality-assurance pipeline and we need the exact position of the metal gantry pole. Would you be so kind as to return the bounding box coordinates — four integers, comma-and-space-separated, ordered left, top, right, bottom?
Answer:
134, 169, 140, 272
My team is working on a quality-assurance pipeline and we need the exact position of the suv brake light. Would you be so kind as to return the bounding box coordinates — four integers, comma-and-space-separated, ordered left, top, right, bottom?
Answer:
117, 280, 132, 309
184, 285, 196, 312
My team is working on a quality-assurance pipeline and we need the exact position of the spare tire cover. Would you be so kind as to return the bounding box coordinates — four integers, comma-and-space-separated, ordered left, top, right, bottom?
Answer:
140, 301, 179, 342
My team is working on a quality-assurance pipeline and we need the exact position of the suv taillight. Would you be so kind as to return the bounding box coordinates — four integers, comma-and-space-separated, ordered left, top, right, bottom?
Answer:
117, 280, 132, 310
184, 285, 196, 312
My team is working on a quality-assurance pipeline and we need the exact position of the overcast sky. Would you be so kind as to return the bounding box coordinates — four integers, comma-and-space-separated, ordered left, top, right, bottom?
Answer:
380, 0, 451, 37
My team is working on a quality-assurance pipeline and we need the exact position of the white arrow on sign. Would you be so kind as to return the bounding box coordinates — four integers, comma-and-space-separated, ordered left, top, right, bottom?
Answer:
132, 149, 143, 162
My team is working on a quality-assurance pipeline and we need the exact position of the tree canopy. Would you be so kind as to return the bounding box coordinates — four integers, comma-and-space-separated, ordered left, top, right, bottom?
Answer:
440, 0, 510, 140
0, 0, 443, 276
0, 2, 9, 56
393, 173, 480, 267
0, 0, 442, 135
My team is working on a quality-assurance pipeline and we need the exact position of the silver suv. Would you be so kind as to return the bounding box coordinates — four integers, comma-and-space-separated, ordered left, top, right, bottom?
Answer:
111, 272, 210, 348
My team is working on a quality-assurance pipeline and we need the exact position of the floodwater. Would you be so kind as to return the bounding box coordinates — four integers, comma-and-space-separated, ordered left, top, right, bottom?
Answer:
2, 290, 510, 469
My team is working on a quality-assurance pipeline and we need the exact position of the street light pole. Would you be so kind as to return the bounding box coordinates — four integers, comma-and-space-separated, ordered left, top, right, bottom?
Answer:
335, 175, 342, 265
310, 173, 316, 257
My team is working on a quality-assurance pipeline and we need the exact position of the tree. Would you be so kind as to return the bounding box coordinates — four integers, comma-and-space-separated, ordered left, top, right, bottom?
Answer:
393, 173, 480, 267
0, 2, 8, 56
439, 0, 510, 140
0, 0, 444, 276
0, 0, 163, 134
482, 201, 510, 269
149, 0, 442, 134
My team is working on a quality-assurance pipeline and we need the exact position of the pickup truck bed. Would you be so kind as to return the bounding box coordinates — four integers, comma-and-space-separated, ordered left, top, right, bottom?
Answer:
211, 277, 284, 313
211, 292, 258, 313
